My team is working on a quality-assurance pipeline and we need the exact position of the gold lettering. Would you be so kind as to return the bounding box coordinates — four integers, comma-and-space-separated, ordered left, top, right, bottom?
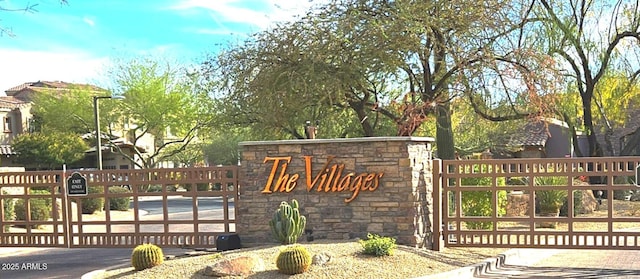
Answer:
261, 156, 292, 193
331, 164, 345, 191
304, 155, 335, 191
362, 173, 376, 191
370, 173, 383, 191
323, 164, 339, 192
345, 175, 364, 203
264, 156, 384, 203
337, 173, 354, 191
284, 174, 299, 192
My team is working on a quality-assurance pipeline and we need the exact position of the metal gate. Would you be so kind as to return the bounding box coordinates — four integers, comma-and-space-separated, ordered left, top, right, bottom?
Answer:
0, 166, 238, 248
433, 157, 640, 250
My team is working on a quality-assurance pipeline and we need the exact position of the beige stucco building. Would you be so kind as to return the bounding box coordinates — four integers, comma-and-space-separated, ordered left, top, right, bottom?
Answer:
0, 81, 153, 170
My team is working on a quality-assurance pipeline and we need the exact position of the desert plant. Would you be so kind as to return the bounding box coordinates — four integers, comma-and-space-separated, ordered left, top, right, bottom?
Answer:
269, 199, 306, 244
107, 187, 131, 211
359, 233, 396, 256
131, 243, 164, 271
534, 176, 568, 214
183, 183, 210, 192
81, 186, 104, 214
460, 165, 507, 230
275, 245, 312, 275
146, 185, 163, 192
536, 189, 568, 212
613, 176, 633, 200
14, 189, 52, 229
2, 190, 14, 232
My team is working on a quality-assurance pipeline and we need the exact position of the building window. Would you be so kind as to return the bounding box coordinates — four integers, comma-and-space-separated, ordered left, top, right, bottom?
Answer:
4, 117, 12, 133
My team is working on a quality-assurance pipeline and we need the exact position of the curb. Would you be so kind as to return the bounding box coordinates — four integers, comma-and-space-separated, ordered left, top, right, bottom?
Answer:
414, 254, 506, 279
415, 248, 559, 279
81, 269, 105, 279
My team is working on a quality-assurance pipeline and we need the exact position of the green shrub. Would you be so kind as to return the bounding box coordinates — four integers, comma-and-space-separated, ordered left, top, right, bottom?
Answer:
146, 185, 163, 192
146, 185, 178, 192
269, 199, 306, 244
2, 190, 14, 232
182, 183, 210, 192
131, 243, 164, 271
460, 165, 506, 230
81, 186, 104, 214
534, 176, 568, 213
14, 189, 52, 229
359, 233, 396, 256
108, 187, 131, 211
276, 245, 312, 275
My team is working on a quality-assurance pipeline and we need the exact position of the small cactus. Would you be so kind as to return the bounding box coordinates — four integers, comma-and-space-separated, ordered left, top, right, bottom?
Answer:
131, 243, 164, 271
269, 199, 307, 244
276, 245, 312, 275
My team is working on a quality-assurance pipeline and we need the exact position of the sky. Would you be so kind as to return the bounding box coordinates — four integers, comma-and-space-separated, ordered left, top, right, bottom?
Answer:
0, 0, 318, 94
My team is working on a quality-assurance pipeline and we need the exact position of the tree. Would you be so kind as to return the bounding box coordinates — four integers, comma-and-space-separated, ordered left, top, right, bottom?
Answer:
108, 59, 216, 168
203, 133, 243, 166
32, 58, 215, 169
12, 132, 88, 170
533, 0, 640, 157
206, 0, 525, 159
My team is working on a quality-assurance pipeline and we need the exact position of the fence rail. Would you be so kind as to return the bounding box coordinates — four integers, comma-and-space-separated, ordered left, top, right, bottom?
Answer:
0, 166, 239, 248
433, 157, 640, 251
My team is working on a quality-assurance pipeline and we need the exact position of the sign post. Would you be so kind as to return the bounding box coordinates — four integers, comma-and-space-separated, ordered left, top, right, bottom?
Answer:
67, 172, 88, 196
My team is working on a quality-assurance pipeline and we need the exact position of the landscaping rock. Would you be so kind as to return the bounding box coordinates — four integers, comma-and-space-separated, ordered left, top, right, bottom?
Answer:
312, 252, 332, 266
203, 255, 264, 277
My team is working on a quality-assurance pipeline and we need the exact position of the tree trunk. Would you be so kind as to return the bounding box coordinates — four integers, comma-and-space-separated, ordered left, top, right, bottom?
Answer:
581, 91, 603, 157
620, 126, 640, 156
349, 101, 375, 137
436, 103, 455, 160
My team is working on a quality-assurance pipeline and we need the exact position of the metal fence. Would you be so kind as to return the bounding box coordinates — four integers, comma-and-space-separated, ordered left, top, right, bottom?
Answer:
433, 157, 640, 251
0, 166, 238, 248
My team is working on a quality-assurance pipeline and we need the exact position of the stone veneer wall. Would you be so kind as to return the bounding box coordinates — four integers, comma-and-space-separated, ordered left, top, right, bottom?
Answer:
237, 137, 435, 248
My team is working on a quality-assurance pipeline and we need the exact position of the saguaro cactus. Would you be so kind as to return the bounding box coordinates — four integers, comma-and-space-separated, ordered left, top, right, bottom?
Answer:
269, 199, 307, 244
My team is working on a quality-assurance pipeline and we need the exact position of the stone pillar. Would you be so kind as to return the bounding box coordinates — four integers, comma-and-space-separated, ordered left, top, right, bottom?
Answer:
237, 137, 435, 248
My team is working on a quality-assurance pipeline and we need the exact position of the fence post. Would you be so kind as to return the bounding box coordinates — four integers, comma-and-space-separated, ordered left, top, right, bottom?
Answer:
62, 166, 71, 248
432, 159, 443, 251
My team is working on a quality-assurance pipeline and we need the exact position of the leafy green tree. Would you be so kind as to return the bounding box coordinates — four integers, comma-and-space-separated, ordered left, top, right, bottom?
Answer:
107, 58, 216, 168
203, 133, 244, 166
32, 58, 215, 169
532, 0, 640, 157
12, 132, 88, 170
206, 0, 526, 159
161, 142, 206, 167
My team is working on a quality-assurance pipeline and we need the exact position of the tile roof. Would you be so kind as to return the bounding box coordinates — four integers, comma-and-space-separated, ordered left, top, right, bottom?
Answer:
5, 80, 106, 96
4, 82, 34, 94
0, 96, 29, 110
508, 121, 551, 147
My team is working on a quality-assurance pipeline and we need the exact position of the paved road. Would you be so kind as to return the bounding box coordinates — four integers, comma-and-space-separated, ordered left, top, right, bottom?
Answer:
0, 197, 234, 278
476, 249, 640, 278
136, 196, 234, 215
0, 247, 192, 279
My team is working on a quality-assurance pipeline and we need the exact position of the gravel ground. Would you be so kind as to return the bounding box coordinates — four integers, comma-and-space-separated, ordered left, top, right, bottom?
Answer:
99, 240, 507, 279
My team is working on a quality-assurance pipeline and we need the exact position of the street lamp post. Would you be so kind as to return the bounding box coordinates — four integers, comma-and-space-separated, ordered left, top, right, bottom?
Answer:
93, 95, 124, 170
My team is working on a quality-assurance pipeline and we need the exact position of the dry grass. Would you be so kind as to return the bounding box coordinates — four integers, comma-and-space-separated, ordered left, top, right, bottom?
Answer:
99, 240, 508, 279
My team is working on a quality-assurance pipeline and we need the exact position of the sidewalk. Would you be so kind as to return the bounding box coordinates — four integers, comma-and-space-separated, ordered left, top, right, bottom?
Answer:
472, 249, 640, 278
